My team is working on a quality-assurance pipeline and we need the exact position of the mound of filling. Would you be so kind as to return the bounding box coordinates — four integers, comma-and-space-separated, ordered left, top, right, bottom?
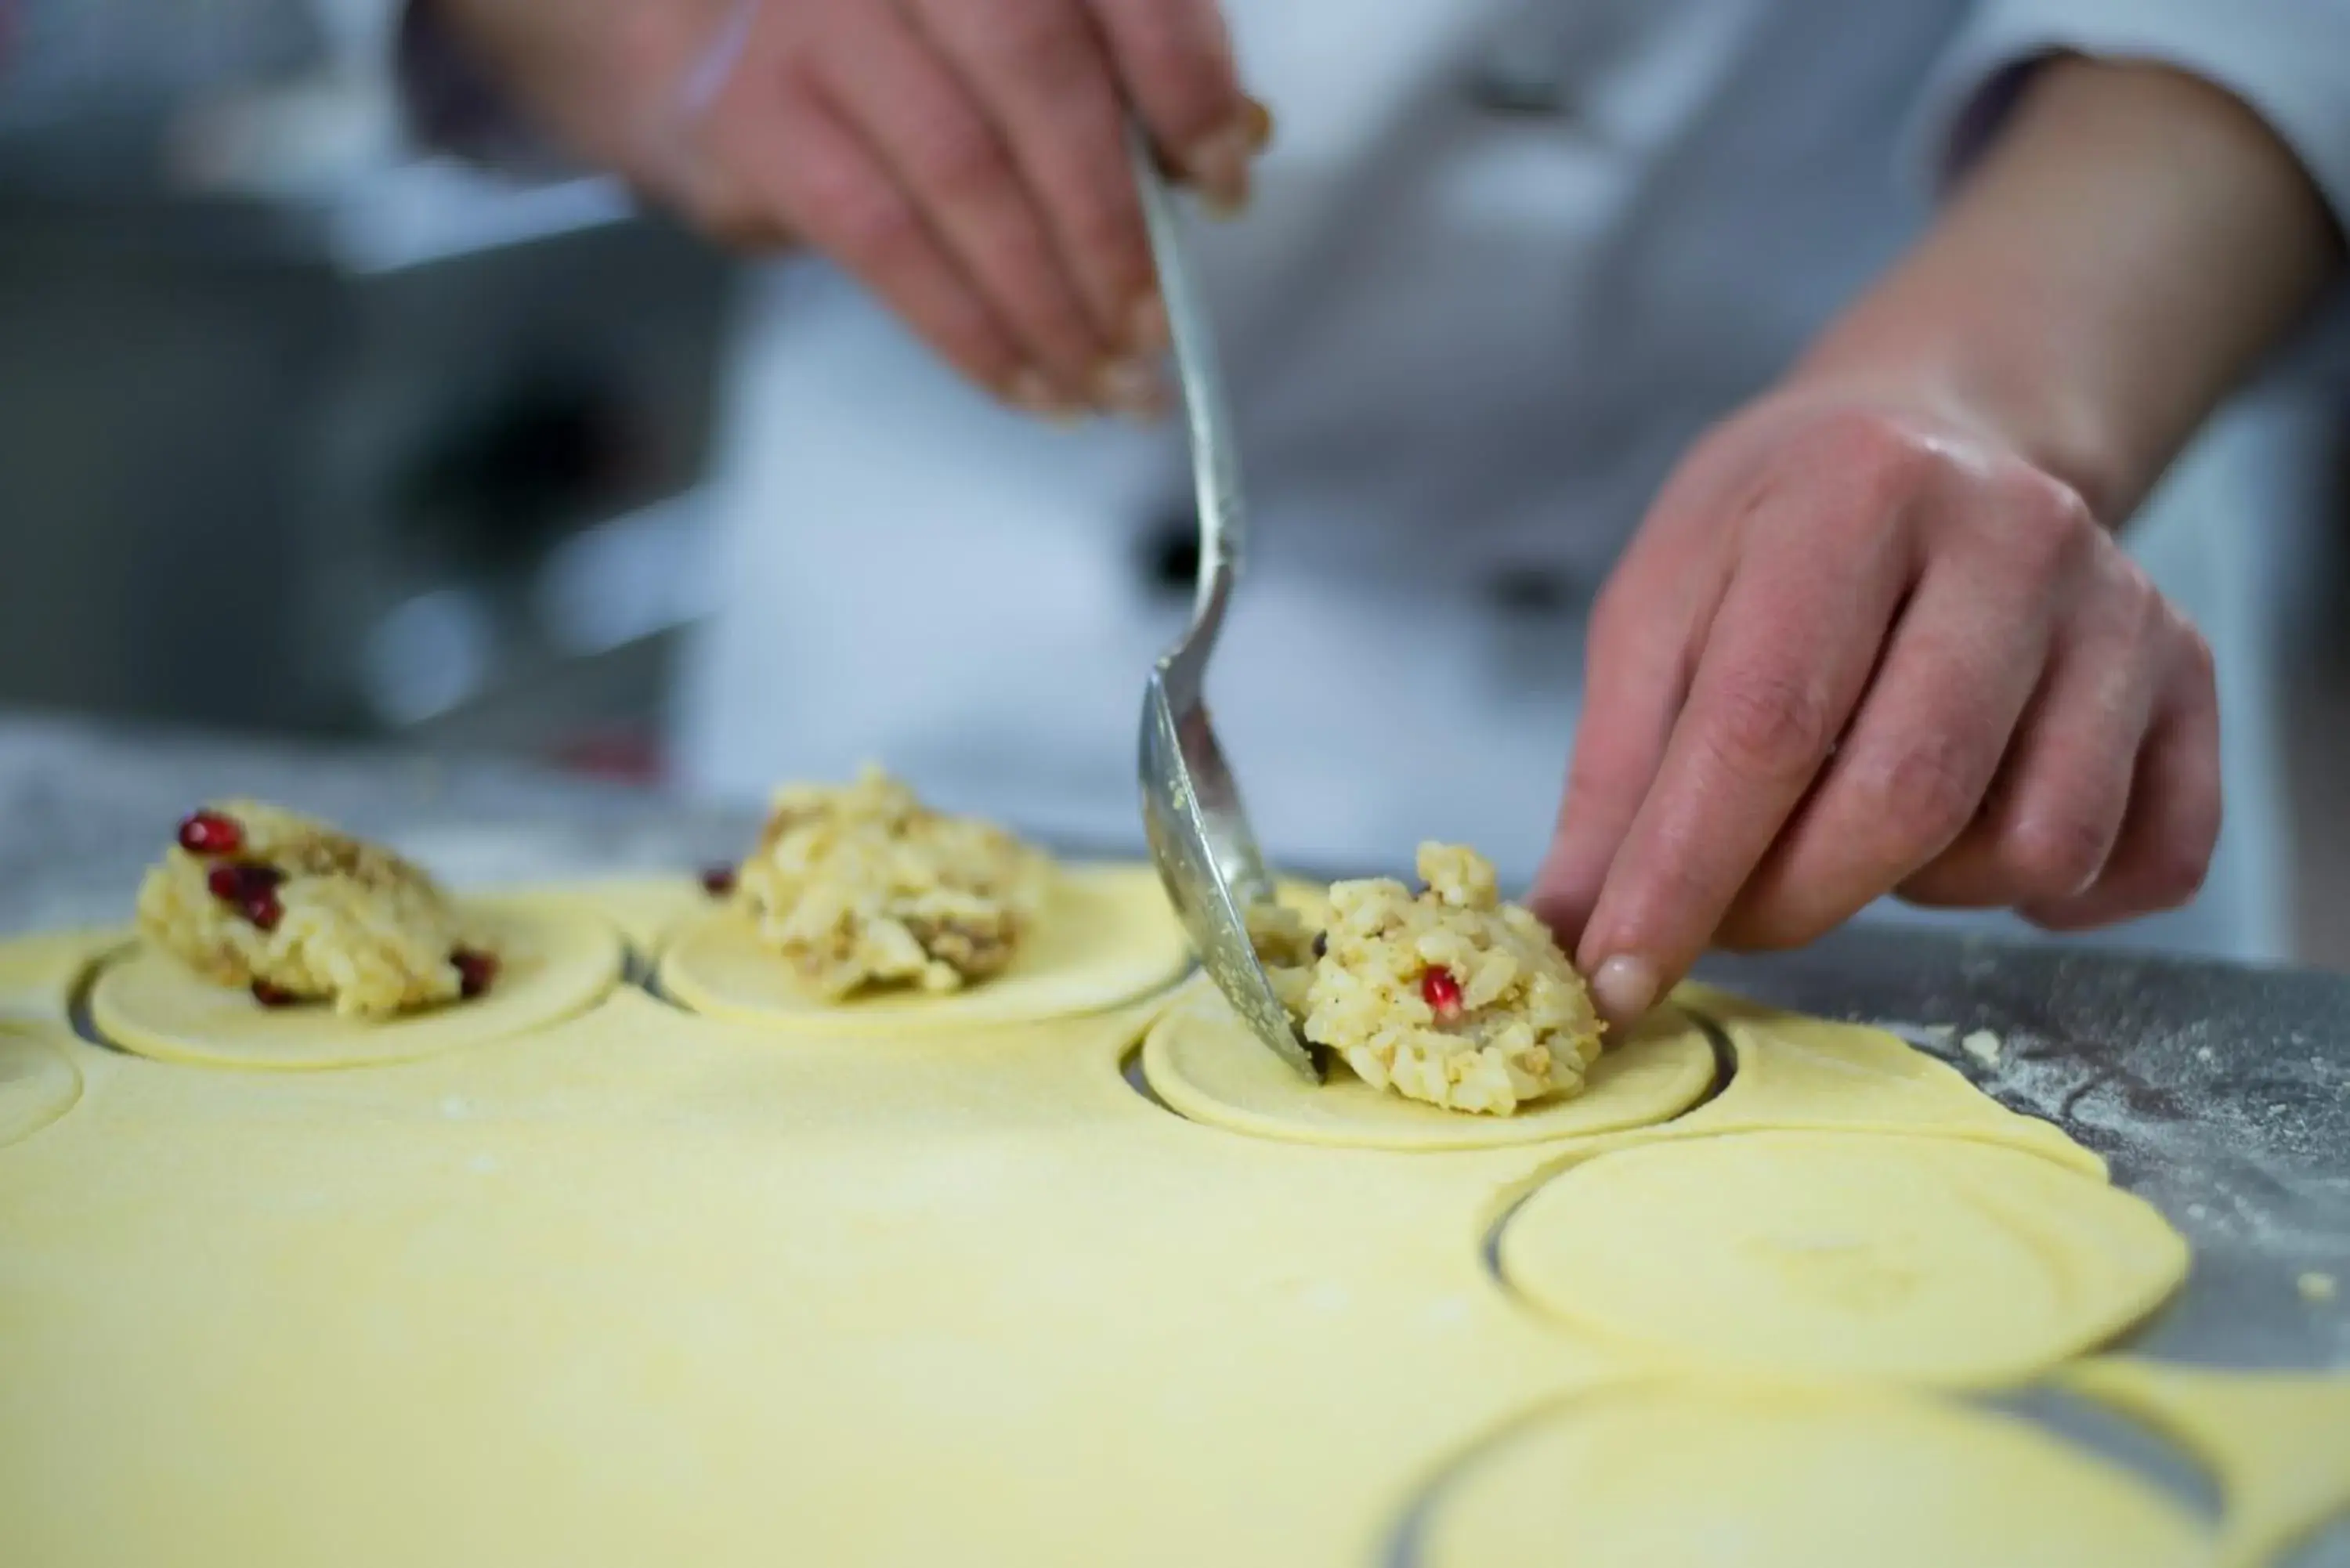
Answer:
138, 800, 495, 1017
730, 767, 1050, 999
1258, 844, 1603, 1115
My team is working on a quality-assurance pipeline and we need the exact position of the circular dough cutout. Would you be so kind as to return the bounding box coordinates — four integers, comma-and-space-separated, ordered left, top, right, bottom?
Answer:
1417, 1382, 2207, 1568
0, 1024, 80, 1147
1499, 1131, 2187, 1386
657, 864, 1190, 1033
92, 899, 623, 1071
1141, 980, 1716, 1150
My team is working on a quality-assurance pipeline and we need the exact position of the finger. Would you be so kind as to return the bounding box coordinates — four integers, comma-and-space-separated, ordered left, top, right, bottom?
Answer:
1719, 540, 2061, 948
909, 0, 1164, 366
1086, 0, 1260, 208
1528, 556, 1723, 956
817, 3, 1112, 404
754, 82, 1038, 404
1574, 482, 1914, 1022
2023, 620, 2221, 930
1900, 565, 2160, 910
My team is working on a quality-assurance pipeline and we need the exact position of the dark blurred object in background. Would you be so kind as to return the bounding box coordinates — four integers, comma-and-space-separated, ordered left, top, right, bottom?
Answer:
0, 0, 736, 776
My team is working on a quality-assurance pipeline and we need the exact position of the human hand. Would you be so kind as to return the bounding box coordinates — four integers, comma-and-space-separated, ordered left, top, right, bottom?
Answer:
1530, 381, 2221, 1025
431, 0, 1268, 417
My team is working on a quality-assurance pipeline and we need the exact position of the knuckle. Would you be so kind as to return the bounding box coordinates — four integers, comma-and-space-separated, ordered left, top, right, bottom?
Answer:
2004, 809, 2115, 901
1995, 468, 2098, 580
1856, 736, 1987, 854
1802, 407, 1936, 504
1702, 671, 1837, 784
2008, 464, 2096, 535
2173, 616, 2218, 687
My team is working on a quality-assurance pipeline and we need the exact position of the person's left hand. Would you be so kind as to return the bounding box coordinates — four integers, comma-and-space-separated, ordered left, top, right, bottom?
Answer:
1529, 378, 2221, 1025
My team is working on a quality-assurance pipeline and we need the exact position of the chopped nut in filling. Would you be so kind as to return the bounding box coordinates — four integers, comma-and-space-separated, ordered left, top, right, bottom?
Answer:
138, 800, 494, 1017
1256, 844, 1602, 1115
730, 767, 1050, 999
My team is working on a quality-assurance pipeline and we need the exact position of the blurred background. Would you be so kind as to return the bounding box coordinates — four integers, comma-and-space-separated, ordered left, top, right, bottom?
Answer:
1, 1, 2346, 964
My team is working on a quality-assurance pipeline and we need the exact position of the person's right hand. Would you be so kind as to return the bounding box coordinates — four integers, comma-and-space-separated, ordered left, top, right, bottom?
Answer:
430, 0, 1269, 417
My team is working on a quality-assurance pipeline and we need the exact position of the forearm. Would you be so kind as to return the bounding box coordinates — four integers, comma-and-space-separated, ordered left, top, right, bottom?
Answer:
1796, 56, 2345, 524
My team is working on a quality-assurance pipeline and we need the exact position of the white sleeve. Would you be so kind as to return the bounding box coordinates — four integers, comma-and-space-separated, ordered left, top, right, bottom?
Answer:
1907, 0, 2350, 385
1910, 0, 2350, 226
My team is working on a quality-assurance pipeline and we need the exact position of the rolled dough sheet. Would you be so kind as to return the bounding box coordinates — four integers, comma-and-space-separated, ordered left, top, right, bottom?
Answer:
0, 1024, 78, 1147
0, 927, 123, 1024
659, 863, 1191, 1033
2065, 1358, 2350, 1568
515, 876, 718, 957
1499, 1130, 2188, 1387
1142, 978, 1717, 1150
89, 899, 624, 1071
0, 887, 2280, 1566
1414, 1380, 2209, 1567
0, 989, 1622, 1568
1672, 983, 2105, 1176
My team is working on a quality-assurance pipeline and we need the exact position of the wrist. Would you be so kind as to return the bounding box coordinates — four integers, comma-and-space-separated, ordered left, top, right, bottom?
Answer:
1784, 56, 2342, 531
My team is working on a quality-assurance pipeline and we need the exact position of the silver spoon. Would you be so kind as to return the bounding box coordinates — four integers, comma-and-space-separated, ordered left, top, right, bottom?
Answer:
1128, 124, 1321, 1083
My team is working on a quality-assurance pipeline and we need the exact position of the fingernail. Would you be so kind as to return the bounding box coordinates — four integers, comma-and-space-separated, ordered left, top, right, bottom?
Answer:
1126, 293, 1170, 356
1094, 356, 1170, 421
1240, 94, 1274, 151
1182, 121, 1254, 214
1589, 956, 1658, 1028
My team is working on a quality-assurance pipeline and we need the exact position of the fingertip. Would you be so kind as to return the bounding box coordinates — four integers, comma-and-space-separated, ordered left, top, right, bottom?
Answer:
1091, 356, 1171, 421
1005, 367, 1086, 424
1586, 954, 1661, 1031
1178, 118, 1255, 212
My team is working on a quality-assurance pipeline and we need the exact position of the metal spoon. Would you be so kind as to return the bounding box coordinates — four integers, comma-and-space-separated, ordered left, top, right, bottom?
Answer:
1127, 124, 1321, 1083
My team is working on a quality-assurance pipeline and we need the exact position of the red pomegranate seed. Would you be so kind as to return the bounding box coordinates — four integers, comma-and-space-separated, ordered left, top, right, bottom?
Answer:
250, 980, 298, 1007
208, 862, 284, 907
453, 948, 498, 999
241, 889, 284, 932
700, 865, 738, 897
176, 809, 244, 856
1421, 967, 1464, 1019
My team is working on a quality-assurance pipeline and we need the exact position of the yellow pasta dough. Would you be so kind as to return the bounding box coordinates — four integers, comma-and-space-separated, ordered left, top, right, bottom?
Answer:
1498, 1130, 2188, 1386
659, 864, 1191, 1031
1673, 984, 2106, 1175
0, 1024, 78, 1147
2066, 1358, 2350, 1568
0, 874, 2321, 1567
1142, 977, 1716, 1150
1415, 1382, 2209, 1567
92, 898, 623, 1070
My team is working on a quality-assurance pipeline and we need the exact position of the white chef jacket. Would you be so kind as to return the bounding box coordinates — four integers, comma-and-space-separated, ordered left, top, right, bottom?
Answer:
674, 0, 2350, 963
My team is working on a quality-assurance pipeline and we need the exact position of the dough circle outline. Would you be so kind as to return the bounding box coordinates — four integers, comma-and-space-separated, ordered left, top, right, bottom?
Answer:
1141, 980, 1718, 1150
1412, 1380, 2208, 1567
90, 898, 624, 1071
0, 1024, 81, 1147
657, 863, 1193, 1033
1496, 1129, 2189, 1386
